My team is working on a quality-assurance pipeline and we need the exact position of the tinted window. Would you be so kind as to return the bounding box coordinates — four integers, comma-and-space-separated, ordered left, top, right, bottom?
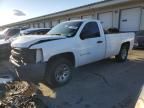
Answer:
80, 22, 100, 39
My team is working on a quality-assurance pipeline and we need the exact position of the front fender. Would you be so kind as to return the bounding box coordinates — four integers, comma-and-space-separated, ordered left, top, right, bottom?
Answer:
43, 49, 78, 67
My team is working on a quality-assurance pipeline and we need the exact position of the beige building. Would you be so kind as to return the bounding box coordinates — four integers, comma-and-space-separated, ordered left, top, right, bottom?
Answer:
0, 0, 144, 32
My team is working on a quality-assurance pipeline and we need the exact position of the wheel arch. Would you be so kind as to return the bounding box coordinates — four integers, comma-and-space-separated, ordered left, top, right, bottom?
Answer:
121, 41, 130, 50
47, 52, 76, 66
117, 41, 130, 56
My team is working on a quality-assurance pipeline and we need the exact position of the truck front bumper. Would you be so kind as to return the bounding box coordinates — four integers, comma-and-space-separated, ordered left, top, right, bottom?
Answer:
10, 58, 46, 82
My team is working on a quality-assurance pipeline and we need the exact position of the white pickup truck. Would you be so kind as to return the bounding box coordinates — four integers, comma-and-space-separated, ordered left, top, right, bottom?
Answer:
10, 20, 135, 87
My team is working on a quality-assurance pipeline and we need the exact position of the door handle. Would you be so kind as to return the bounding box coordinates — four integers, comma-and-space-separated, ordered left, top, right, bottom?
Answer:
97, 40, 103, 44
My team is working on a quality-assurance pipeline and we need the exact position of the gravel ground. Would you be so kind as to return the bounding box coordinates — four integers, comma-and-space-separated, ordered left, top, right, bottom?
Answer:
0, 49, 144, 108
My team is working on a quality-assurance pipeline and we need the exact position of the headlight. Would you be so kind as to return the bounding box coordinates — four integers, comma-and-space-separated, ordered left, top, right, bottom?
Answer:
36, 49, 43, 63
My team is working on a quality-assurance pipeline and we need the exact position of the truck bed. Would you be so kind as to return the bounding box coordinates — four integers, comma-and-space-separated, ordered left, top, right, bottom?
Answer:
105, 33, 135, 58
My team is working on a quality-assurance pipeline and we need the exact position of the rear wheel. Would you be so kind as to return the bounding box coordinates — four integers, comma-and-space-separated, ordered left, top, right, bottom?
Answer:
115, 44, 129, 62
44, 57, 73, 87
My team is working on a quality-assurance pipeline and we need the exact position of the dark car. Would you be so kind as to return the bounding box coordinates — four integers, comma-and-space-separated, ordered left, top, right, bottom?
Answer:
21, 28, 51, 35
0, 28, 20, 60
0, 28, 20, 39
134, 30, 144, 48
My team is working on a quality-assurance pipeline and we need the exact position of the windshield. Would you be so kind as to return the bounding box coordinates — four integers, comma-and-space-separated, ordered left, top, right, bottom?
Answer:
5, 29, 20, 37
47, 21, 83, 37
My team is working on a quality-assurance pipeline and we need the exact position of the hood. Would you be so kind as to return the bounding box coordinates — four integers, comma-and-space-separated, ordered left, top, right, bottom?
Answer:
11, 35, 66, 48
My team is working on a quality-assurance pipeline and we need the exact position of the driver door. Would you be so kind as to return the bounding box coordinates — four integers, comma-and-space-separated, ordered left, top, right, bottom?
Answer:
78, 22, 105, 66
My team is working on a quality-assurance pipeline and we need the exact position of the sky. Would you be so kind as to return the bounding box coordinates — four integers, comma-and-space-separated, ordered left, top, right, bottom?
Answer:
0, 0, 103, 26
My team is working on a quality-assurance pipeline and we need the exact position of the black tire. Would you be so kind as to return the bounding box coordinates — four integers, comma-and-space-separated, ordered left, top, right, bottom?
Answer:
115, 44, 129, 62
44, 57, 74, 87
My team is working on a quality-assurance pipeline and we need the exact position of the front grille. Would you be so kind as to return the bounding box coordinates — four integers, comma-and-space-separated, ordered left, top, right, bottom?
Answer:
11, 48, 36, 65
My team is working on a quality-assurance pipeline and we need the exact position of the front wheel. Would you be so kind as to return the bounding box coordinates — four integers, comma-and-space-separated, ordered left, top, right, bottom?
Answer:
115, 45, 129, 62
44, 57, 74, 87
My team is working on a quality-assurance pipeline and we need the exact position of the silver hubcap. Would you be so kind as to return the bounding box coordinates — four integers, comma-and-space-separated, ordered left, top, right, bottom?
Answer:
55, 64, 71, 83
121, 48, 127, 60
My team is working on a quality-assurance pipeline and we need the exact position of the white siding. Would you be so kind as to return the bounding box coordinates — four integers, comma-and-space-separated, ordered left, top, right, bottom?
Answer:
93, 13, 98, 19
60, 19, 67, 23
82, 15, 93, 19
70, 17, 81, 20
45, 22, 50, 28
112, 10, 119, 28
140, 8, 144, 30
120, 8, 141, 31
52, 20, 59, 27
30, 24, 33, 28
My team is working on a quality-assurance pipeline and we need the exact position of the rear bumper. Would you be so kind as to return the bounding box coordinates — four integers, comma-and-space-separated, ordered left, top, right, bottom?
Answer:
10, 58, 46, 82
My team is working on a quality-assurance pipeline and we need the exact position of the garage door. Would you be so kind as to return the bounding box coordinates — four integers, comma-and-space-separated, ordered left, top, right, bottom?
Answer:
34, 23, 39, 28
98, 12, 113, 30
52, 20, 59, 27
45, 22, 50, 28
120, 8, 141, 32
39, 22, 44, 28
30, 24, 33, 28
